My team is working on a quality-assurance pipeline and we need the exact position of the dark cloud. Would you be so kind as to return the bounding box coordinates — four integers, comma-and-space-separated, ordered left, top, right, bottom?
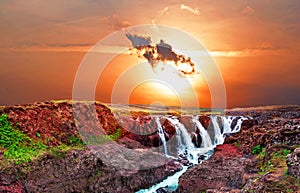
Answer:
125, 34, 152, 47
126, 34, 196, 75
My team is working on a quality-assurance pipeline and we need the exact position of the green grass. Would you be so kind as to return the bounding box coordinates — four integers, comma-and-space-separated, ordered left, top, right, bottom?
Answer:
84, 128, 122, 145
0, 113, 87, 165
272, 149, 292, 158
0, 113, 47, 164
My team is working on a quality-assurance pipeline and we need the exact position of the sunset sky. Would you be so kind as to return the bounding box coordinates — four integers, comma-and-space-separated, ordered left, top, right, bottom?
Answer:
0, 0, 299, 108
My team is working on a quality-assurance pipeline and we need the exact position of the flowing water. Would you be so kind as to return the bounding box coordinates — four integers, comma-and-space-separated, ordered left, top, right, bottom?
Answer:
192, 116, 213, 148
155, 117, 168, 155
136, 115, 246, 193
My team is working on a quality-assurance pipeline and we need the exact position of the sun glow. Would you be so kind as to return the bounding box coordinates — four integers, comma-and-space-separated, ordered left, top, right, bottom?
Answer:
151, 62, 197, 92
129, 81, 181, 106
95, 28, 213, 107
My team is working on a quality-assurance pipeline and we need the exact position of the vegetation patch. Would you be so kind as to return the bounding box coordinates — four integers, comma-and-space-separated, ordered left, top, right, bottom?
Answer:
0, 113, 47, 164
84, 128, 122, 145
0, 113, 86, 165
246, 145, 300, 192
256, 147, 291, 174
251, 144, 263, 155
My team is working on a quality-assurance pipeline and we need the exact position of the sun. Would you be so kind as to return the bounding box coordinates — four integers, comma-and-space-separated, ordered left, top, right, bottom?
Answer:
95, 26, 215, 108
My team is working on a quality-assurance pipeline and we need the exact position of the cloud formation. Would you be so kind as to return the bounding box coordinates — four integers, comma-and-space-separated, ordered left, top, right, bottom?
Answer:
126, 33, 196, 75
242, 5, 255, 16
103, 14, 131, 30
180, 4, 200, 15
152, 6, 169, 24
160, 7, 169, 16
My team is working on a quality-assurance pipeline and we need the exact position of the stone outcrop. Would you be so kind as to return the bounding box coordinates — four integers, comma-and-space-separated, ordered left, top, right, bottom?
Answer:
225, 106, 300, 155
176, 144, 255, 192
0, 101, 179, 150
0, 144, 182, 193
178, 105, 300, 192
287, 148, 300, 179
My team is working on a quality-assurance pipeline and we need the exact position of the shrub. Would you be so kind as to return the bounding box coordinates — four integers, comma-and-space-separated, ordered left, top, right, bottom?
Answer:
252, 144, 263, 154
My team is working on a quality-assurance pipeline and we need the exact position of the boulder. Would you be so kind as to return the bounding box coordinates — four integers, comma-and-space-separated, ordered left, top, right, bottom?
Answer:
287, 148, 300, 179
177, 144, 253, 192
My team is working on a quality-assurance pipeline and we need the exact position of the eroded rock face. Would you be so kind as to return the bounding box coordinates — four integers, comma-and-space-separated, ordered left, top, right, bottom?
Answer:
287, 148, 300, 179
225, 106, 300, 155
1, 102, 123, 147
176, 144, 254, 193
0, 166, 25, 193
199, 115, 211, 130
2, 103, 300, 192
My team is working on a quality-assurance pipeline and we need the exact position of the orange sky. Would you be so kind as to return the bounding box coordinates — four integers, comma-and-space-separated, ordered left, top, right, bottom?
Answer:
0, 0, 300, 108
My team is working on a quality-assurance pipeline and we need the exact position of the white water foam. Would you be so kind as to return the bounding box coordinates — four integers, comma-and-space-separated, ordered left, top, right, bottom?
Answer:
155, 117, 168, 155
210, 116, 224, 145
166, 117, 198, 164
192, 116, 213, 148
136, 166, 188, 193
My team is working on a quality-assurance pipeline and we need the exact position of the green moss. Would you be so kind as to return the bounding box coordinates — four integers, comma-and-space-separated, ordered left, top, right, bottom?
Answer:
96, 170, 102, 177
234, 141, 240, 147
84, 128, 122, 145
36, 132, 41, 138
0, 113, 87, 165
108, 128, 122, 141
257, 147, 293, 175
67, 136, 85, 146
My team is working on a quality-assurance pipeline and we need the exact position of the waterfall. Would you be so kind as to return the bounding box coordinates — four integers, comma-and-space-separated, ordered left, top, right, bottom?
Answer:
221, 116, 233, 134
221, 116, 246, 134
166, 117, 195, 151
137, 115, 246, 193
210, 116, 224, 145
233, 117, 245, 132
155, 117, 168, 155
165, 117, 197, 163
192, 116, 213, 148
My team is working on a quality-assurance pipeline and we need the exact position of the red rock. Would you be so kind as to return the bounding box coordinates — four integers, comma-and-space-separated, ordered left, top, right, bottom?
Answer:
0, 181, 25, 193
213, 144, 243, 157
162, 119, 176, 136
199, 115, 211, 130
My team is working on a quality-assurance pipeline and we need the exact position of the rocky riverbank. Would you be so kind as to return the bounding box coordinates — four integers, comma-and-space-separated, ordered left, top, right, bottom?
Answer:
177, 105, 300, 192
